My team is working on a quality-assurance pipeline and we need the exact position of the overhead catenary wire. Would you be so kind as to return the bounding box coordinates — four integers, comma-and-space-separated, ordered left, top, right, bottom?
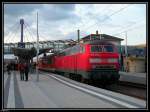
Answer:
76, 4, 112, 35
75, 4, 113, 36
107, 17, 145, 34
83, 4, 132, 31
75, 4, 113, 30
84, 4, 114, 33
112, 23, 146, 36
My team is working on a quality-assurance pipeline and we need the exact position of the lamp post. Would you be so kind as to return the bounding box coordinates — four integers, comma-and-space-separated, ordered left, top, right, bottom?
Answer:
36, 12, 39, 82
125, 31, 128, 72
77, 29, 80, 43
125, 31, 128, 57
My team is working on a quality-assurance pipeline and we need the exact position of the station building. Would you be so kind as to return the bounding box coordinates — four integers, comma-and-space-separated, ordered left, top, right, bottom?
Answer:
124, 57, 145, 73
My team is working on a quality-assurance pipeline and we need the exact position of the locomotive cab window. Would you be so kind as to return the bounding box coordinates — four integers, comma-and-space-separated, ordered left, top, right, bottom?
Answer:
103, 45, 114, 52
91, 45, 103, 52
80, 46, 85, 53
48, 57, 53, 64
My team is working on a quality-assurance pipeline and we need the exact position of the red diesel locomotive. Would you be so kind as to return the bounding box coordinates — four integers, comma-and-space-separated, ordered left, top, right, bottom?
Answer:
38, 40, 120, 85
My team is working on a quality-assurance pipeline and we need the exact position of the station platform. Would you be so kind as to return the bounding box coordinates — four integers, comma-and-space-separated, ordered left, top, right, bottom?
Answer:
119, 71, 146, 85
3, 70, 146, 109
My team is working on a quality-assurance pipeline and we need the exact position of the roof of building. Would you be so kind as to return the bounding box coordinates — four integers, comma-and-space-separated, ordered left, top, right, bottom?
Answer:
81, 34, 124, 41
4, 39, 76, 46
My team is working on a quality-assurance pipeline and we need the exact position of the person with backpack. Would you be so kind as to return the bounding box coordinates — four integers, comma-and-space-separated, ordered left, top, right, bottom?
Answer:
19, 63, 25, 80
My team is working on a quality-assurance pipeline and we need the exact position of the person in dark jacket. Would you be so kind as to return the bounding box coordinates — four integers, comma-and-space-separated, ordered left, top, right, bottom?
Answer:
24, 63, 29, 81
7, 64, 11, 75
19, 63, 25, 80
120, 53, 124, 71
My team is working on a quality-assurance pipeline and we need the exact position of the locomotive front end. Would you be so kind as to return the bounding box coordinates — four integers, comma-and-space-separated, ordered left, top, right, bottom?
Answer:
88, 42, 120, 84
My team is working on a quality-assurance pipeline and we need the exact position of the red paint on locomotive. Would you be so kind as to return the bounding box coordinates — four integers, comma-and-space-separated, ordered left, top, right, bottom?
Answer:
38, 40, 120, 84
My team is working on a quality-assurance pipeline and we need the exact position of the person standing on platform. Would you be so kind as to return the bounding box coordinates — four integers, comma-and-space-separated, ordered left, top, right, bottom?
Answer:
24, 62, 29, 81
19, 63, 25, 80
120, 53, 124, 71
7, 63, 11, 75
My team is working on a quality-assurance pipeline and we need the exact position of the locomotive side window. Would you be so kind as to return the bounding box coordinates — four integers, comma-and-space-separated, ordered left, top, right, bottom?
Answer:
80, 46, 85, 53
75, 45, 80, 54
69, 45, 80, 55
71, 46, 76, 54
42, 58, 47, 64
48, 58, 52, 64
65, 48, 70, 55
60, 45, 84, 56
103, 45, 114, 52
42, 56, 47, 64
91, 45, 102, 52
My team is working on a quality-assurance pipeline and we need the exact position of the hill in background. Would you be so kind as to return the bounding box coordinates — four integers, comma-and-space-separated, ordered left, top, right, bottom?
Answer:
121, 44, 146, 57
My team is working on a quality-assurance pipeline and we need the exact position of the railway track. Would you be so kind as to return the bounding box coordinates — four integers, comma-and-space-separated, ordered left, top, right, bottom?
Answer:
117, 81, 146, 89
86, 80, 146, 100
100, 81, 146, 100
73, 78, 146, 100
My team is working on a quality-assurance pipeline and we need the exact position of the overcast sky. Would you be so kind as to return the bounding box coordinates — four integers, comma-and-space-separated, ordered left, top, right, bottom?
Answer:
4, 3, 146, 45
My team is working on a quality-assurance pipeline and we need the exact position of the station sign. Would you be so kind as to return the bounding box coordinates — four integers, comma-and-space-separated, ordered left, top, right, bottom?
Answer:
18, 42, 25, 48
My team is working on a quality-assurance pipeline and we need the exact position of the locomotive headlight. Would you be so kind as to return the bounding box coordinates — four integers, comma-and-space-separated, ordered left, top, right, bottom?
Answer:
108, 58, 118, 63
89, 58, 102, 63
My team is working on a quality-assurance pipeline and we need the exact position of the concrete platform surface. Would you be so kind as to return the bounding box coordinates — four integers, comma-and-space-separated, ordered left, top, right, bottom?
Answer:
119, 71, 146, 85
3, 71, 146, 109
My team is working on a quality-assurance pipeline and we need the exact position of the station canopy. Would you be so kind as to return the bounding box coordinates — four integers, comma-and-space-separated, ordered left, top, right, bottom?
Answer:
4, 54, 17, 59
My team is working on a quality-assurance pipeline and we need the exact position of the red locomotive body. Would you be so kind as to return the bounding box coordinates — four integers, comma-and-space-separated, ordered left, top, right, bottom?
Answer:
38, 40, 120, 84
38, 54, 56, 72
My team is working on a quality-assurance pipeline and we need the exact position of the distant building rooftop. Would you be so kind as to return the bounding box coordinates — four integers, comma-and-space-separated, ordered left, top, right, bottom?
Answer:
4, 54, 17, 59
4, 54, 18, 63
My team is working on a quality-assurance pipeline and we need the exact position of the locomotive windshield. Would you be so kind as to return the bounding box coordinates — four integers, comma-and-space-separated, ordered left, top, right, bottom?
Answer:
91, 45, 103, 52
91, 45, 114, 52
103, 45, 114, 52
